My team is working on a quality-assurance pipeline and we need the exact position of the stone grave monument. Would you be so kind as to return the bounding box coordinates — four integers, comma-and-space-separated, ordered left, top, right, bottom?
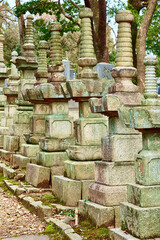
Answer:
78, 10, 143, 228
25, 22, 74, 188
0, 15, 38, 162
110, 54, 160, 239
52, 7, 110, 207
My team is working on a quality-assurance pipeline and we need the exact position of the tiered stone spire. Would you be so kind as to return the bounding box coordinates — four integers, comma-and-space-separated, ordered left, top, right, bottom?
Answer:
82, 10, 143, 228
110, 55, 160, 239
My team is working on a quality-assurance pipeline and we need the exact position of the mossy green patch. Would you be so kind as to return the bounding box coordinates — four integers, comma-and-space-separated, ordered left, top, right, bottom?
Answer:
44, 222, 66, 240
0, 173, 14, 196
74, 218, 110, 240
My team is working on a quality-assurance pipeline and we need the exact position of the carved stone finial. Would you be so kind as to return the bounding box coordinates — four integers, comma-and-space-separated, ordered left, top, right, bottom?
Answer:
115, 10, 134, 67
10, 51, 19, 77
36, 40, 48, 84
144, 54, 157, 99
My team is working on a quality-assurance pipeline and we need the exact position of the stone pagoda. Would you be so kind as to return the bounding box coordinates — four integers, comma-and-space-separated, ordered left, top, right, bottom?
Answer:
78, 10, 143, 227
13, 40, 49, 169
110, 55, 160, 239
0, 15, 38, 162
0, 51, 20, 149
0, 32, 8, 147
52, 7, 109, 207
25, 22, 74, 188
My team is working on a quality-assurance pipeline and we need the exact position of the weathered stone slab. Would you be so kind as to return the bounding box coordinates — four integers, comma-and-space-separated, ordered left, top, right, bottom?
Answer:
102, 135, 142, 162
52, 176, 81, 206
0, 149, 14, 162
21, 144, 39, 157
65, 160, 95, 180
26, 163, 50, 188
67, 145, 102, 161
89, 183, 127, 206
121, 202, 160, 239
0, 127, 9, 135
38, 151, 68, 167
110, 228, 139, 240
95, 161, 135, 185
30, 114, 46, 134
3, 135, 19, 152
85, 201, 114, 228
127, 183, 160, 207
3, 166, 16, 179
51, 166, 64, 176
13, 111, 32, 124
10, 124, 30, 136
81, 180, 94, 200
4, 104, 17, 117
136, 150, 160, 185
39, 137, 74, 151
75, 117, 108, 145
13, 154, 30, 169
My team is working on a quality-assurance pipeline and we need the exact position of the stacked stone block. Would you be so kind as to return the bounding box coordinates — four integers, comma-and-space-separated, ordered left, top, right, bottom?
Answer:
0, 15, 38, 162
52, 8, 109, 206
25, 22, 74, 188
13, 40, 49, 169
80, 10, 143, 227
0, 33, 8, 147
0, 51, 20, 150
110, 55, 160, 239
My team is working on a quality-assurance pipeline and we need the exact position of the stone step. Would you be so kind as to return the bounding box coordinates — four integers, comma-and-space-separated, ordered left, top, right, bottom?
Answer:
4, 135, 19, 152
110, 228, 139, 240
0, 149, 14, 162
21, 144, 39, 157
13, 154, 30, 169
38, 151, 68, 167
3, 166, 16, 179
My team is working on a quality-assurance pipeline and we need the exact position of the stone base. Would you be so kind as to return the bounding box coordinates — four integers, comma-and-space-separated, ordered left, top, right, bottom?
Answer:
25, 163, 50, 188
21, 144, 39, 157
67, 145, 102, 161
89, 183, 127, 206
78, 200, 118, 228
39, 137, 74, 151
13, 154, 30, 169
4, 135, 19, 152
0, 149, 14, 162
121, 202, 160, 239
64, 160, 95, 180
52, 176, 94, 206
110, 228, 139, 240
95, 161, 135, 185
38, 151, 69, 167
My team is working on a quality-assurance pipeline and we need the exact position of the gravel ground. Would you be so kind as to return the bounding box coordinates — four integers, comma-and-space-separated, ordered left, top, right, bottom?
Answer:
0, 188, 46, 239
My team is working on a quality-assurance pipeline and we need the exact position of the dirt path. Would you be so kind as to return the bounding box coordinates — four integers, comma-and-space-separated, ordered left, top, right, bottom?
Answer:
0, 187, 46, 239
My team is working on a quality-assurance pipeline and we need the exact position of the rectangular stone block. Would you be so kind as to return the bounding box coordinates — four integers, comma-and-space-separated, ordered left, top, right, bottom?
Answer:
85, 201, 114, 228
89, 183, 127, 206
13, 154, 30, 169
51, 166, 64, 176
95, 161, 135, 185
39, 137, 74, 151
31, 114, 46, 134
13, 111, 32, 124
121, 202, 160, 239
34, 103, 50, 114
26, 163, 50, 188
65, 160, 95, 180
51, 102, 69, 114
75, 117, 108, 145
127, 183, 160, 207
1, 117, 13, 127
10, 123, 30, 136
136, 151, 160, 185
114, 206, 121, 228
45, 115, 74, 139
21, 144, 39, 157
3, 135, 19, 152
68, 145, 102, 161
4, 104, 17, 117
0, 135, 4, 148
0, 149, 14, 162
0, 127, 9, 135
110, 228, 139, 240
102, 135, 142, 162
38, 151, 68, 167
52, 176, 81, 206
81, 180, 94, 200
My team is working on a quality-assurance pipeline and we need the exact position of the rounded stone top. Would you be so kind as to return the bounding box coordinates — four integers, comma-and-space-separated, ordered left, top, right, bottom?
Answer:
115, 10, 134, 23
39, 40, 48, 49
27, 14, 34, 20
51, 22, 62, 31
12, 51, 18, 57
79, 7, 93, 19
144, 54, 157, 66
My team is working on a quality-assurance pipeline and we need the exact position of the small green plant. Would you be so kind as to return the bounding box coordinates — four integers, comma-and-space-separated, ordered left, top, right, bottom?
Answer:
59, 209, 75, 218
83, 199, 91, 211
44, 222, 55, 234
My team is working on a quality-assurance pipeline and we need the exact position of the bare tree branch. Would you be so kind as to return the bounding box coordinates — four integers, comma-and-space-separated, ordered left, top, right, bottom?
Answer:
58, 0, 80, 27
69, 0, 80, 10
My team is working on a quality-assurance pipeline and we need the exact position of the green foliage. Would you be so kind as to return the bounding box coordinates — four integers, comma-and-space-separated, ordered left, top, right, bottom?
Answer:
14, 0, 83, 34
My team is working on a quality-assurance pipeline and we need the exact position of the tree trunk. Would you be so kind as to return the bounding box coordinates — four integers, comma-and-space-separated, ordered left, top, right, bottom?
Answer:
16, 0, 25, 55
136, 0, 157, 93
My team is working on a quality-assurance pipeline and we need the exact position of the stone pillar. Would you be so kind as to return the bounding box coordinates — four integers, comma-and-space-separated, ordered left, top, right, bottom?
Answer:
24, 23, 74, 189
0, 33, 7, 127
110, 55, 160, 239
52, 8, 109, 207
12, 41, 49, 170
0, 51, 20, 149
80, 10, 143, 228
0, 15, 38, 162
